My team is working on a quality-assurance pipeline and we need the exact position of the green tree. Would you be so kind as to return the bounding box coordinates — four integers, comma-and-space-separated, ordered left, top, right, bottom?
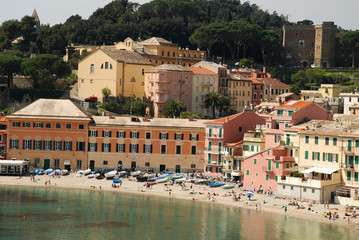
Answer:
0, 50, 25, 87
162, 99, 186, 118
297, 19, 314, 25
219, 95, 231, 114
123, 98, 148, 116
102, 87, 112, 102
258, 30, 281, 65
21, 54, 71, 89
238, 58, 256, 68
102, 100, 120, 113
204, 91, 222, 119
0, 20, 20, 50
340, 30, 359, 68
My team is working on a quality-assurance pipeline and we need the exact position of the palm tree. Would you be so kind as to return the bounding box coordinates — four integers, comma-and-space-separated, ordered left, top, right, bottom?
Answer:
162, 99, 186, 118
219, 95, 231, 114
204, 91, 222, 119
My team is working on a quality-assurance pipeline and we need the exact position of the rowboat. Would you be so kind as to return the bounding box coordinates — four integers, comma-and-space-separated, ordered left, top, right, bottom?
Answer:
131, 171, 141, 177
87, 174, 95, 179
44, 168, 53, 175
83, 169, 91, 175
54, 169, 61, 175
104, 170, 117, 178
156, 177, 168, 183
35, 169, 44, 175
113, 179, 122, 183
221, 184, 235, 189
174, 177, 186, 183
209, 183, 225, 188
61, 169, 69, 175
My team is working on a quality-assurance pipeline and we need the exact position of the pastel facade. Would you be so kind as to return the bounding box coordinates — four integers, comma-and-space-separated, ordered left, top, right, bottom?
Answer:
144, 64, 193, 118
222, 138, 243, 180
340, 92, 359, 115
115, 37, 206, 67
77, 48, 153, 101
88, 116, 206, 172
185, 67, 218, 118
227, 74, 252, 112
0, 117, 7, 160
6, 99, 91, 170
204, 111, 265, 175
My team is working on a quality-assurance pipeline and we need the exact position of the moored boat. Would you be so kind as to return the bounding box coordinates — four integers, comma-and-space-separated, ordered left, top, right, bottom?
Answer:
87, 174, 95, 178
156, 177, 168, 183
83, 169, 91, 175
174, 177, 186, 183
113, 179, 122, 183
61, 169, 69, 175
221, 184, 235, 189
35, 169, 45, 175
44, 168, 53, 175
104, 170, 117, 178
131, 171, 141, 177
209, 183, 225, 188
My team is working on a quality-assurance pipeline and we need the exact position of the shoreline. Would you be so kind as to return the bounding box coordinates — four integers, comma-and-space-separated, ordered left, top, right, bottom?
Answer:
1, 174, 358, 232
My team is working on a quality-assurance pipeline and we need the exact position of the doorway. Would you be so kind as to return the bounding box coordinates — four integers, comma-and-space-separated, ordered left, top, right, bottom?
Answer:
160, 164, 166, 172
175, 165, 181, 173
331, 192, 335, 203
118, 161, 123, 171
44, 159, 50, 170
90, 160, 95, 171
131, 161, 136, 171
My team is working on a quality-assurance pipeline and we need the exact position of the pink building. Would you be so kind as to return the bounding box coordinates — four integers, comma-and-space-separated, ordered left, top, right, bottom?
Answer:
144, 64, 193, 117
265, 100, 332, 149
243, 100, 333, 192
0, 117, 7, 160
204, 110, 265, 175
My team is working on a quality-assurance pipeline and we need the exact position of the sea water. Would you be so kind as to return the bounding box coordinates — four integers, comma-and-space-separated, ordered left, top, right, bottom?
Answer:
0, 186, 356, 240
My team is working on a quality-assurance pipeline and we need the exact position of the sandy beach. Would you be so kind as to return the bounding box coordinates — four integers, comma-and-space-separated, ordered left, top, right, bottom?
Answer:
1, 173, 358, 232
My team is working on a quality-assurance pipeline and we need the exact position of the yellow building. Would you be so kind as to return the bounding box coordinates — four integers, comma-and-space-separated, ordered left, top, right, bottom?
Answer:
115, 37, 206, 67
77, 48, 154, 101
301, 84, 340, 100
228, 74, 252, 112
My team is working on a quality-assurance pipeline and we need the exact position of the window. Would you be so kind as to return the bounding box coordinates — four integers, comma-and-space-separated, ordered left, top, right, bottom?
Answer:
131, 132, 139, 138
66, 124, 71, 129
208, 128, 212, 137
146, 132, 151, 139
64, 141, 72, 151
33, 122, 43, 128
117, 131, 126, 138
161, 145, 166, 154
276, 163, 279, 169
34, 158, 40, 168
76, 160, 82, 169
277, 110, 283, 116
56, 123, 61, 129
355, 172, 359, 182
130, 144, 138, 153
76, 142, 85, 151
23, 140, 32, 150
144, 144, 152, 153
54, 141, 62, 151
190, 134, 198, 140
288, 111, 293, 116
102, 143, 111, 152
176, 145, 181, 154
89, 130, 98, 137
117, 144, 125, 153
254, 158, 257, 165
314, 136, 319, 144
23, 122, 30, 127
238, 127, 243, 132
312, 152, 320, 161
348, 171, 352, 181
33, 140, 42, 150
219, 128, 223, 138
305, 136, 309, 144
175, 133, 183, 140
44, 141, 52, 150
191, 164, 196, 168
333, 138, 337, 146
79, 124, 84, 130
305, 151, 309, 160
191, 146, 196, 155
45, 123, 51, 128
103, 161, 108, 165
160, 133, 168, 139
105, 62, 108, 69
145, 162, 150, 167
325, 137, 329, 145
265, 174, 269, 181
90, 64, 94, 74
303, 188, 307, 192
54, 159, 59, 168
246, 170, 250, 176
356, 140, 359, 148
90, 143, 97, 152
103, 131, 111, 137
333, 154, 338, 163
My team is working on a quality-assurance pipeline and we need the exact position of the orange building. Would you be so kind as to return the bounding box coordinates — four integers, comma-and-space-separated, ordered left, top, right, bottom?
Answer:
0, 117, 7, 160
6, 99, 91, 170
88, 116, 206, 172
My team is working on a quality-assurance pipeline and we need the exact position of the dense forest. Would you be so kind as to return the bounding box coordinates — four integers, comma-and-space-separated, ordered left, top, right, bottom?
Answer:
0, 0, 288, 65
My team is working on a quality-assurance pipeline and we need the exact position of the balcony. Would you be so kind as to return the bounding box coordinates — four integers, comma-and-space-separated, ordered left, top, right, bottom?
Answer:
206, 161, 222, 166
204, 147, 219, 154
277, 174, 342, 188
206, 134, 223, 139
340, 146, 355, 155
200, 82, 213, 87
262, 166, 273, 172
340, 163, 354, 169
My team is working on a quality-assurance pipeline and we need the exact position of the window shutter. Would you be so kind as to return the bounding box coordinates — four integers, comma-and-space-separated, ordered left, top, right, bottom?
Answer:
88, 131, 91, 137
109, 131, 112, 137
102, 143, 104, 152
166, 133, 169, 139
95, 143, 97, 152
117, 131, 119, 138
33, 123, 36, 128
130, 132, 133, 138
181, 134, 184, 140
150, 145, 153, 153
29, 140, 32, 149
69, 142, 72, 151
143, 144, 146, 153
130, 144, 132, 152
323, 153, 325, 161
40, 140, 43, 150
102, 131, 104, 137
312, 152, 314, 160
53, 141, 56, 150
88, 143, 90, 151
23, 140, 25, 149
159, 133, 161, 139
136, 144, 139, 153
40, 123, 43, 128
109, 143, 111, 152
196, 134, 199, 141
174, 133, 177, 140
95, 131, 98, 137
190, 134, 192, 140
123, 144, 125, 152
124, 131, 126, 138
116, 143, 118, 152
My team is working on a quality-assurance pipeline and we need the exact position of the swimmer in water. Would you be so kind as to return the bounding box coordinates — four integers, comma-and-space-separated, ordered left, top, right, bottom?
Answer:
58, 207, 63, 211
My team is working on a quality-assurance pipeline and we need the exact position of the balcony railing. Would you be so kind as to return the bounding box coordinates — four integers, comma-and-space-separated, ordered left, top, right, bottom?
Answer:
200, 82, 213, 87
206, 134, 223, 139
340, 163, 354, 169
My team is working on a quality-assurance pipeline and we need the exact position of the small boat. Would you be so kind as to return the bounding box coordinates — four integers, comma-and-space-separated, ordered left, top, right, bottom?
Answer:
35, 169, 44, 175
156, 178, 168, 183
174, 177, 186, 183
94, 173, 100, 178
113, 179, 122, 183
185, 178, 197, 183
83, 169, 91, 175
54, 169, 61, 175
76, 173, 83, 177
87, 174, 95, 179
77, 170, 84, 175
131, 171, 141, 177
209, 183, 225, 188
48, 171, 56, 176
61, 169, 69, 175
221, 184, 235, 189
198, 180, 213, 186
172, 174, 184, 180
105, 170, 117, 178
96, 175, 104, 180
118, 171, 127, 177
44, 168, 53, 175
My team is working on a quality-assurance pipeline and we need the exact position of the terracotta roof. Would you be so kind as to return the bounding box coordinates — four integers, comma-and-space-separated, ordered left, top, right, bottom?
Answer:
138, 37, 177, 47
225, 138, 243, 147
185, 67, 216, 75
277, 100, 313, 109
204, 111, 254, 125
0, 117, 7, 123
228, 74, 251, 82
250, 78, 262, 84
258, 78, 291, 88
100, 48, 152, 65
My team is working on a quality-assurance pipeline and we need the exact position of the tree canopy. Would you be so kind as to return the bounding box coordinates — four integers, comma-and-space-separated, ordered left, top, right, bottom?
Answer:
162, 99, 186, 118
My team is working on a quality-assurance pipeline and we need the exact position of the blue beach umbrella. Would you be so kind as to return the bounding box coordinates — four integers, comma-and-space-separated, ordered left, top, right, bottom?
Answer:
246, 192, 253, 197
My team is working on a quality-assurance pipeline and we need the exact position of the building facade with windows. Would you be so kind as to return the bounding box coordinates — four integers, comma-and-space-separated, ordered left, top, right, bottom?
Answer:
6, 99, 91, 170
227, 74, 252, 112
0, 117, 7, 160
87, 116, 206, 172
77, 48, 154, 101
144, 64, 193, 117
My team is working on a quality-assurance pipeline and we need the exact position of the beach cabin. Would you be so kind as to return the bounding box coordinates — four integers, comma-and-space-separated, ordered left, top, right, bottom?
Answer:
0, 159, 29, 175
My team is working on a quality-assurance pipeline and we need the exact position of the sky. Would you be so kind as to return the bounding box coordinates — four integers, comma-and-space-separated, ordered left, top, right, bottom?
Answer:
0, 0, 358, 30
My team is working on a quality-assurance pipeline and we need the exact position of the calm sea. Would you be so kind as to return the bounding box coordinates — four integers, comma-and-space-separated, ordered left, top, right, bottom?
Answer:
0, 186, 356, 240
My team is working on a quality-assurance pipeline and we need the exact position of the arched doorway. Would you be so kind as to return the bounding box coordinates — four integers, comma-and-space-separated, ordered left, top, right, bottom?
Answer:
118, 161, 123, 171
301, 60, 309, 68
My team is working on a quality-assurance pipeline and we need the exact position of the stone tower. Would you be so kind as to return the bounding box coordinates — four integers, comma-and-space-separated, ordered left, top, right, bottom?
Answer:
314, 22, 337, 68
32, 9, 41, 38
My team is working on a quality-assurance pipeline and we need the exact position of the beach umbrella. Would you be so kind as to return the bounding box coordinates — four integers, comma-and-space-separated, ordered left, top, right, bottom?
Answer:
246, 192, 253, 197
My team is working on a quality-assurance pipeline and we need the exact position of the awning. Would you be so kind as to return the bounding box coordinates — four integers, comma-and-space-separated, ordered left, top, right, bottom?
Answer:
64, 160, 71, 165
301, 167, 340, 174
0, 160, 29, 166
231, 172, 241, 176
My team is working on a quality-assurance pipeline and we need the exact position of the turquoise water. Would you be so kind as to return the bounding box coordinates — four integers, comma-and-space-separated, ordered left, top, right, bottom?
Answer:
0, 186, 356, 240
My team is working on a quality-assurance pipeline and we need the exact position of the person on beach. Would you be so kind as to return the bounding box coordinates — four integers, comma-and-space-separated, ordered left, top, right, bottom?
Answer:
285, 206, 287, 213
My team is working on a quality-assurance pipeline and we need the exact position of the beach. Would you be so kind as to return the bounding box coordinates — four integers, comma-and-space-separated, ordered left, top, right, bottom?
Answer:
1, 173, 357, 231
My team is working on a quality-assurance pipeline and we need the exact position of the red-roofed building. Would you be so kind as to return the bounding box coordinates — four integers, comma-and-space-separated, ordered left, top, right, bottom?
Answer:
204, 110, 265, 175
185, 66, 218, 118
0, 117, 7, 160
222, 138, 243, 180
